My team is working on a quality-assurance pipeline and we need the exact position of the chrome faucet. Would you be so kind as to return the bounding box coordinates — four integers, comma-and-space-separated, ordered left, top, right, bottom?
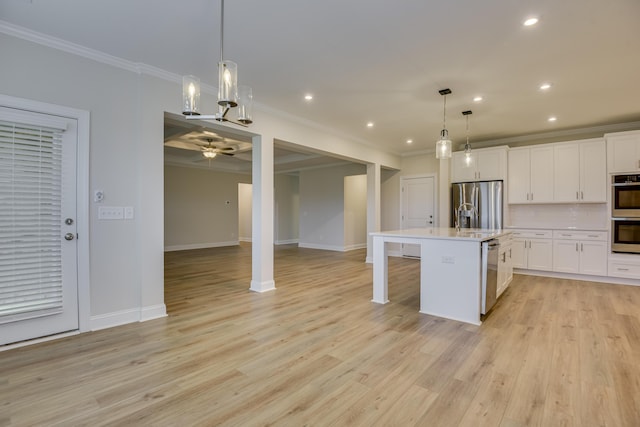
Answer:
456, 202, 479, 231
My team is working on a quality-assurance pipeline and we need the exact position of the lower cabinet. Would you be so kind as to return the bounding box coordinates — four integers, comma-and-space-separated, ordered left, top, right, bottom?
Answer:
511, 229, 553, 271
608, 253, 640, 279
552, 231, 607, 276
497, 241, 513, 297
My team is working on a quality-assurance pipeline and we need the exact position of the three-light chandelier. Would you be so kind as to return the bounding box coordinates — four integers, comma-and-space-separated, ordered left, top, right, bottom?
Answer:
181, 0, 253, 126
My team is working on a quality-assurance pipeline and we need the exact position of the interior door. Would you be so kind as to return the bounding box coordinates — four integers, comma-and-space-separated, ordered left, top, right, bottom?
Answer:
0, 107, 78, 345
401, 176, 435, 257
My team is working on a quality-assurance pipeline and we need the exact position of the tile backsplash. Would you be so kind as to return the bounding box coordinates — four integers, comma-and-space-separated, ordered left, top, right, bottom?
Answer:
508, 203, 608, 229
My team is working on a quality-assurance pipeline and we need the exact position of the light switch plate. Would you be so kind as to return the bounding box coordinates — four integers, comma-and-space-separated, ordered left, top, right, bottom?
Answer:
98, 206, 124, 220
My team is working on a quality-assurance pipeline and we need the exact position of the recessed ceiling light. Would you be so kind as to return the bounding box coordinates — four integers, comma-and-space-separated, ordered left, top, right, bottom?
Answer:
548, 116, 557, 122
406, 139, 413, 144
523, 17, 539, 26
473, 96, 483, 102
367, 122, 374, 128
539, 83, 552, 90
304, 94, 313, 101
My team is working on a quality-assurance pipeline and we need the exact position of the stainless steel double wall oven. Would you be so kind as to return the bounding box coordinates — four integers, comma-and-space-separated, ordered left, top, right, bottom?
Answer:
611, 174, 640, 253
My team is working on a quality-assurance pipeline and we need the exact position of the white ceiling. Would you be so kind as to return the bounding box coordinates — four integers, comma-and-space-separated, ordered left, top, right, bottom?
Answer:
2, 0, 640, 156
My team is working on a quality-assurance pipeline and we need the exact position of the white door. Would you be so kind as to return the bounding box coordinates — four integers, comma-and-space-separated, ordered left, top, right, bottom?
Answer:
401, 176, 435, 257
0, 107, 78, 345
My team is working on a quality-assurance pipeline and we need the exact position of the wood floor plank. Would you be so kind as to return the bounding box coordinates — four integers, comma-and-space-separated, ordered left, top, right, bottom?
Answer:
1, 243, 639, 426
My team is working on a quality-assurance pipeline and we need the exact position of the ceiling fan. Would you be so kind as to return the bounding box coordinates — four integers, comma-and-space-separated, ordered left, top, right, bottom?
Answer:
164, 129, 251, 162
200, 139, 236, 159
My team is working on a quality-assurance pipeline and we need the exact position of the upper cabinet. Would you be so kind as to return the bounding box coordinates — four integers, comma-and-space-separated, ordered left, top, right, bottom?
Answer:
451, 146, 507, 183
508, 146, 554, 203
553, 139, 606, 203
508, 138, 607, 204
607, 130, 640, 173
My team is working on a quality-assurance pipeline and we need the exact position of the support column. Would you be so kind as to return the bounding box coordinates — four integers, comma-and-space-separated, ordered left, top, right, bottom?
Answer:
439, 159, 451, 227
366, 162, 381, 263
250, 134, 275, 292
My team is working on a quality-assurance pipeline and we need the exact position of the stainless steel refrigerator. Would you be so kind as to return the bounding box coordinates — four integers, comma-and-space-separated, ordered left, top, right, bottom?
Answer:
451, 180, 503, 230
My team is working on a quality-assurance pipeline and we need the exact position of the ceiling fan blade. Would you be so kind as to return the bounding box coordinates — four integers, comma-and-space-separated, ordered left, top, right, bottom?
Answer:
164, 139, 203, 151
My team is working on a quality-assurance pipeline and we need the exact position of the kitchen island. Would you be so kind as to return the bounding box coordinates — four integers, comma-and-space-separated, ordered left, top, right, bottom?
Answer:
370, 228, 511, 325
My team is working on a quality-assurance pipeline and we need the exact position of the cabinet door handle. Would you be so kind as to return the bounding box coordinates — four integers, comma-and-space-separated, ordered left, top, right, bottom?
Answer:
587, 235, 598, 238
576, 191, 579, 200
581, 191, 584, 200
618, 268, 630, 272
575, 243, 578, 251
581, 243, 584, 252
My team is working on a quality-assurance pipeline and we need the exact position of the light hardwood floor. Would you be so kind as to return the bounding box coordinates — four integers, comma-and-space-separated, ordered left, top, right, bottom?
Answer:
1, 243, 640, 426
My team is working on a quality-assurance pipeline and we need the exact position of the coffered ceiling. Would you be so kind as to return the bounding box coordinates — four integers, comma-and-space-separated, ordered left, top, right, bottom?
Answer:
2, 0, 640, 156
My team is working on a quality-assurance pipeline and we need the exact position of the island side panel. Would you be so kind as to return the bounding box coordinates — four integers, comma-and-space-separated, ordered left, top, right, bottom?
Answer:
372, 235, 389, 304
419, 239, 483, 325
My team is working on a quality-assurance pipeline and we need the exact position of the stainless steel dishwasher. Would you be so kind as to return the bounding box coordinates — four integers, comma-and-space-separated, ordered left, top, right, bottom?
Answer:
481, 239, 499, 315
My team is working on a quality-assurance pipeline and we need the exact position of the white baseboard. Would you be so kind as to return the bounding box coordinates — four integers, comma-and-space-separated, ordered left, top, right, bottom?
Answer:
250, 280, 276, 293
344, 243, 367, 251
164, 241, 239, 252
239, 237, 252, 242
91, 308, 141, 331
298, 242, 347, 252
275, 239, 299, 245
513, 269, 640, 286
141, 304, 167, 321
90, 304, 168, 331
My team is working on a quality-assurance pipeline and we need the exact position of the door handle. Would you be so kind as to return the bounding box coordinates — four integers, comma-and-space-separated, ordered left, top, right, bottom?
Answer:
64, 233, 75, 241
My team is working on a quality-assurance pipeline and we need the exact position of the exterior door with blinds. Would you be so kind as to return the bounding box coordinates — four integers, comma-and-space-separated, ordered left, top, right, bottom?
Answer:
0, 107, 78, 346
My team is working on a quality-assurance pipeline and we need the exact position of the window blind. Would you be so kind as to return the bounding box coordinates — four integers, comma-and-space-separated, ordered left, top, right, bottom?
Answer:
0, 120, 64, 324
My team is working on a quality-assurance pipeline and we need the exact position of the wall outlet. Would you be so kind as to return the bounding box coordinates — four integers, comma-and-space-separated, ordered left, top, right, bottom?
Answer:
94, 190, 104, 203
98, 206, 124, 220
441, 256, 455, 264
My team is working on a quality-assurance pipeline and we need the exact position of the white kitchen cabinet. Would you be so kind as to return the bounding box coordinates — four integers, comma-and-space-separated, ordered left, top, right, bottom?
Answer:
508, 146, 554, 204
606, 130, 640, 173
497, 239, 513, 297
553, 139, 606, 203
510, 229, 553, 271
451, 146, 507, 183
609, 255, 640, 280
552, 231, 607, 276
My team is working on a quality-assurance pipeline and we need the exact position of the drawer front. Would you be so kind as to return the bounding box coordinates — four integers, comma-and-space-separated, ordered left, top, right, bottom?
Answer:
510, 229, 553, 239
609, 262, 640, 279
553, 231, 607, 241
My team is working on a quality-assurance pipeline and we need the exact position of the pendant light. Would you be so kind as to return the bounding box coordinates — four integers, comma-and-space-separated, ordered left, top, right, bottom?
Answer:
462, 110, 473, 167
435, 88, 452, 159
182, 0, 253, 126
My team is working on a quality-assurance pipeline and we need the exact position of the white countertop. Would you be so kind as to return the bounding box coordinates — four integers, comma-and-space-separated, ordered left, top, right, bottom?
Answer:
370, 227, 511, 242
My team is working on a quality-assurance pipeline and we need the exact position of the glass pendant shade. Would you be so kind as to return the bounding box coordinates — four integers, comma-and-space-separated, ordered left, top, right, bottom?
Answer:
436, 129, 452, 159
464, 144, 473, 167
218, 60, 238, 107
182, 75, 201, 115
237, 85, 253, 124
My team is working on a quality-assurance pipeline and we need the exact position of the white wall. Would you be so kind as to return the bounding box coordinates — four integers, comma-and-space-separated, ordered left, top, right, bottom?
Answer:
238, 183, 252, 242
344, 175, 367, 250
299, 164, 366, 251
275, 174, 299, 245
164, 165, 251, 250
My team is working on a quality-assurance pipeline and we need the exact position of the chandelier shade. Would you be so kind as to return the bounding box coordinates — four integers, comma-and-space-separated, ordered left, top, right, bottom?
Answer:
182, 75, 201, 116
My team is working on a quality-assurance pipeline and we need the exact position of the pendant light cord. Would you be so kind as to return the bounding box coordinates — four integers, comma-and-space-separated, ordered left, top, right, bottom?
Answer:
443, 95, 447, 129
220, 0, 225, 62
